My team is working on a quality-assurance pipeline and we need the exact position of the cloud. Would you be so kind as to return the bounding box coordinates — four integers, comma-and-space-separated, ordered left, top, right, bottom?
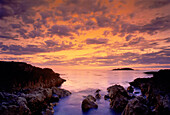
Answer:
0, 35, 18, 40
45, 40, 58, 47
128, 37, 145, 45
135, 0, 170, 9
0, 41, 74, 55
96, 16, 112, 27
125, 35, 134, 41
10, 24, 21, 28
48, 25, 72, 37
119, 15, 170, 35
163, 37, 170, 43
86, 38, 108, 44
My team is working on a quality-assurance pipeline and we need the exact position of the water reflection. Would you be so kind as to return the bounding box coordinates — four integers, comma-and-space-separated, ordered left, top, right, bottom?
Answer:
54, 69, 153, 115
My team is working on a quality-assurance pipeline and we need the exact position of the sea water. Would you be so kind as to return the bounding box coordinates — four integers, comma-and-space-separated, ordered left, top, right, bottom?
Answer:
53, 69, 153, 115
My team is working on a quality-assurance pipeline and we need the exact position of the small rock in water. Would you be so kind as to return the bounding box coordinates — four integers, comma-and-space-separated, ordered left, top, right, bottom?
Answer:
95, 89, 101, 93
81, 95, 98, 112
95, 93, 101, 99
104, 94, 110, 100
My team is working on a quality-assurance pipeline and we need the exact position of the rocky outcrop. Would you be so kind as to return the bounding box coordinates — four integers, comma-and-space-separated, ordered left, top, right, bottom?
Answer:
0, 61, 71, 115
129, 69, 170, 114
107, 85, 129, 112
0, 87, 71, 115
122, 96, 149, 115
0, 61, 65, 91
81, 95, 98, 112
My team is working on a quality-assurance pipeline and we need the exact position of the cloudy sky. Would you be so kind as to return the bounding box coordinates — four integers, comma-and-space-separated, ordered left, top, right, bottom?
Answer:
0, 0, 170, 69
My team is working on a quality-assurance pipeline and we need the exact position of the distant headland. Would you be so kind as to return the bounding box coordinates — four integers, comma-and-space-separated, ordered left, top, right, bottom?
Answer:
112, 68, 134, 71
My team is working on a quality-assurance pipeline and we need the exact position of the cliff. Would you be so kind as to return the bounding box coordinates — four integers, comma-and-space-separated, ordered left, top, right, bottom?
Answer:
0, 61, 66, 91
129, 69, 170, 114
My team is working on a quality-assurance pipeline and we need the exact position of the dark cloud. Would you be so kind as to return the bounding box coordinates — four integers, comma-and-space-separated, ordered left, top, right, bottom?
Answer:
48, 25, 72, 37
0, 41, 74, 55
0, 0, 49, 19
10, 24, 21, 28
125, 35, 134, 41
86, 38, 108, 44
58, 0, 107, 15
45, 40, 58, 47
163, 37, 170, 43
16, 29, 28, 39
0, 35, 18, 40
119, 15, 170, 35
128, 37, 145, 45
135, 0, 170, 9
28, 30, 43, 38
96, 16, 112, 27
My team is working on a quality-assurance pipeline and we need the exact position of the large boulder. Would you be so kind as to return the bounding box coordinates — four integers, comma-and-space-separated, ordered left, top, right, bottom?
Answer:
107, 85, 129, 111
122, 96, 149, 115
81, 95, 98, 111
52, 87, 71, 98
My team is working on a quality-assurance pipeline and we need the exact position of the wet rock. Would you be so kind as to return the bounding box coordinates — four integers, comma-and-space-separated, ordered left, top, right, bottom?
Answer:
129, 69, 170, 114
107, 85, 129, 111
52, 87, 71, 98
104, 94, 109, 100
51, 94, 59, 102
95, 89, 101, 99
95, 93, 101, 99
127, 86, 134, 93
122, 96, 149, 115
81, 95, 98, 111
95, 89, 101, 93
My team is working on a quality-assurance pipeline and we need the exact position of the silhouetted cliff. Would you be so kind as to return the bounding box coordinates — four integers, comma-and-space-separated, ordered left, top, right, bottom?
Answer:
0, 61, 66, 91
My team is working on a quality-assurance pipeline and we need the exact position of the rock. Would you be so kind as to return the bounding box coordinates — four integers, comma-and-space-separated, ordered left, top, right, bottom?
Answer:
51, 94, 59, 102
81, 95, 98, 111
122, 96, 149, 115
0, 61, 65, 91
95, 89, 101, 99
107, 85, 129, 111
127, 86, 134, 93
0, 92, 31, 115
104, 94, 109, 100
52, 87, 71, 98
95, 93, 101, 99
129, 69, 170, 114
95, 89, 101, 93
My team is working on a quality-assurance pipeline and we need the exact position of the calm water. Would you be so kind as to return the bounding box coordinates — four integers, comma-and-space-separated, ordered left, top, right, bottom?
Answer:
53, 69, 153, 115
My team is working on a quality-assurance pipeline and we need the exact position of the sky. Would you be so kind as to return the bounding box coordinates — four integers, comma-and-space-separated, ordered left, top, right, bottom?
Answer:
0, 0, 170, 69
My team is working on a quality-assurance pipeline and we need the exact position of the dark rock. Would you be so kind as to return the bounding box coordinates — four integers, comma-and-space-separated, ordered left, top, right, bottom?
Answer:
104, 94, 109, 100
0, 61, 66, 91
129, 69, 170, 114
52, 87, 71, 98
122, 96, 149, 115
81, 95, 98, 111
107, 85, 129, 112
0, 92, 31, 115
95, 89, 101, 93
127, 86, 134, 93
95, 93, 101, 99
51, 94, 59, 102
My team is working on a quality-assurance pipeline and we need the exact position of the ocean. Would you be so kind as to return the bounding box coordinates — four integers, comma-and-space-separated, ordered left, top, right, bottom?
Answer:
52, 69, 154, 115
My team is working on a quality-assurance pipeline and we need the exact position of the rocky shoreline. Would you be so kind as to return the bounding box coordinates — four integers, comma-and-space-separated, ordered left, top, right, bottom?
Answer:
81, 69, 170, 115
0, 61, 71, 115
